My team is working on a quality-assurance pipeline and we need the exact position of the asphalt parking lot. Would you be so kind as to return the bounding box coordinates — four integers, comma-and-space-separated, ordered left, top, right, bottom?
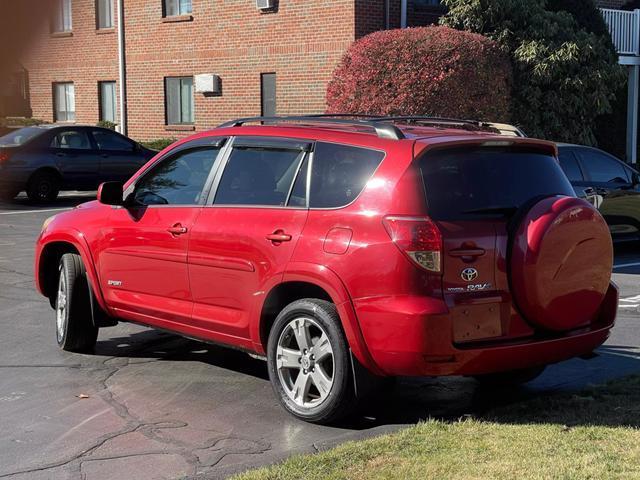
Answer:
0, 194, 639, 480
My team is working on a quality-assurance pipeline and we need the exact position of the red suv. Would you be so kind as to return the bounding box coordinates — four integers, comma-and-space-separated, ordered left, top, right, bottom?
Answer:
35, 116, 618, 424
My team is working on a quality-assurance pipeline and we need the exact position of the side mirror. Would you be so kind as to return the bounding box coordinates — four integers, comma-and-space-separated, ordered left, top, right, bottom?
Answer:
97, 181, 124, 206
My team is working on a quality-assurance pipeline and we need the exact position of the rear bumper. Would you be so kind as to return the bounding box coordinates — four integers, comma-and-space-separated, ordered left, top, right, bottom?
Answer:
353, 282, 618, 377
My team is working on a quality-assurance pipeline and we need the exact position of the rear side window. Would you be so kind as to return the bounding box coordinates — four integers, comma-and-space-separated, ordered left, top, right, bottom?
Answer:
309, 142, 385, 208
214, 146, 307, 207
50, 130, 92, 150
420, 147, 575, 221
558, 150, 584, 182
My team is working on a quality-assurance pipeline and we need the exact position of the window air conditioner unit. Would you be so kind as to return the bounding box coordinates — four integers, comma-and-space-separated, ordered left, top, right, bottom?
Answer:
256, 0, 275, 10
194, 74, 222, 95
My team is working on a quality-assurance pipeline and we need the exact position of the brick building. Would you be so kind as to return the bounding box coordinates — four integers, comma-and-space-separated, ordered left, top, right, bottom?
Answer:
6, 0, 631, 141
13, 0, 444, 141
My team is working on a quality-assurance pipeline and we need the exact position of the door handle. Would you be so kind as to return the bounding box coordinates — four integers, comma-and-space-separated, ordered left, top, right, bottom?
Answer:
266, 230, 292, 244
449, 248, 485, 258
167, 224, 188, 236
55, 152, 66, 157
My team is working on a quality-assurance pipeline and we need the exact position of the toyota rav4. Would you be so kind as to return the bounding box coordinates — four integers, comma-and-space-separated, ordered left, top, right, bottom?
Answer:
35, 116, 618, 424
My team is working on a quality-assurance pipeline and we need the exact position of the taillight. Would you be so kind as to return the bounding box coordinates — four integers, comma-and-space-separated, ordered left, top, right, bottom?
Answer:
383, 215, 442, 273
0, 151, 9, 163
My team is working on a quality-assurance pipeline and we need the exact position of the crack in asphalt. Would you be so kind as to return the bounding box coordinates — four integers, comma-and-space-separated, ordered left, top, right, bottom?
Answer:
0, 341, 272, 479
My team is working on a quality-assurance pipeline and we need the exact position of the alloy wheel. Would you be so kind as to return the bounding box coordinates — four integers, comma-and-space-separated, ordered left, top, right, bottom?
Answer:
276, 317, 335, 409
56, 271, 67, 342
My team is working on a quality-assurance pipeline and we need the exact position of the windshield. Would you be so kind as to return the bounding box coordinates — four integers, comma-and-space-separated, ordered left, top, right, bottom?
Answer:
420, 147, 575, 221
0, 127, 43, 147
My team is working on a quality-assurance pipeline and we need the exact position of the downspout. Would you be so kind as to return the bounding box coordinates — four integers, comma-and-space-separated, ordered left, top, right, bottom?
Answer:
117, 0, 127, 135
401, 0, 407, 28
384, 0, 390, 29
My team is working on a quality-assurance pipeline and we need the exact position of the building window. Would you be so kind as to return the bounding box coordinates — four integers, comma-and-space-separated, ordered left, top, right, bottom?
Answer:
261, 73, 276, 117
99, 81, 117, 123
53, 82, 76, 122
165, 77, 194, 125
96, 0, 114, 29
163, 0, 192, 17
53, 0, 73, 33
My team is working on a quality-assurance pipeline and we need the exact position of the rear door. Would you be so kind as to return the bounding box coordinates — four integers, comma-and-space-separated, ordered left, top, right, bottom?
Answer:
90, 128, 147, 183
187, 137, 310, 346
49, 128, 101, 189
574, 146, 640, 238
420, 146, 575, 342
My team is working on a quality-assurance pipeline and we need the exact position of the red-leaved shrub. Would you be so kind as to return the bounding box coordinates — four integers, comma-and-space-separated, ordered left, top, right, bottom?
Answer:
326, 26, 512, 121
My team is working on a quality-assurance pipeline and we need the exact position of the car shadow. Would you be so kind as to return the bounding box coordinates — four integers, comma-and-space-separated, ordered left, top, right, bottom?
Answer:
92, 327, 640, 431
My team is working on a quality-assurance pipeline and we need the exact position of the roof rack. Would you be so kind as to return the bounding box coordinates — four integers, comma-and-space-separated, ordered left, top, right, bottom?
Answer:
217, 115, 406, 140
368, 116, 490, 128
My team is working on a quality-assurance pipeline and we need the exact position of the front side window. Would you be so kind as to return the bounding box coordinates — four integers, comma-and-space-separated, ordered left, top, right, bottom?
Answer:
308, 142, 385, 209
214, 146, 307, 207
53, 82, 75, 122
165, 77, 194, 125
92, 130, 133, 152
164, 0, 192, 16
50, 130, 91, 150
99, 81, 117, 123
576, 149, 630, 184
53, 0, 73, 32
96, 0, 114, 29
132, 148, 219, 206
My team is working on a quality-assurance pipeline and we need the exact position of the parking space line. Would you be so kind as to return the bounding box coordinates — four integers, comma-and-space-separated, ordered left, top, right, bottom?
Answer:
613, 261, 640, 269
0, 208, 71, 216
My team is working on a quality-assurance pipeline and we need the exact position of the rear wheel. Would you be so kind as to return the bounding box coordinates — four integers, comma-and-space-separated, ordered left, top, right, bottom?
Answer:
27, 170, 60, 202
55, 253, 98, 352
267, 299, 356, 424
474, 366, 546, 387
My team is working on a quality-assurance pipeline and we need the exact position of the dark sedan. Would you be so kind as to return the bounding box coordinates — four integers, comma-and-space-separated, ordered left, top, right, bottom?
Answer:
558, 144, 640, 242
0, 125, 156, 202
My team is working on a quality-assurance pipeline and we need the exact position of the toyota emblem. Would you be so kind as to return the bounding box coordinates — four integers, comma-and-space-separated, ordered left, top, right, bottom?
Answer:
461, 268, 478, 282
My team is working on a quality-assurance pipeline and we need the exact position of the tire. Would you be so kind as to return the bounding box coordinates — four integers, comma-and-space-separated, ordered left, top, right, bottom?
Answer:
27, 170, 60, 202
267, 298, 356, 424
474, 366, 546, 387
55, 253, 98, 353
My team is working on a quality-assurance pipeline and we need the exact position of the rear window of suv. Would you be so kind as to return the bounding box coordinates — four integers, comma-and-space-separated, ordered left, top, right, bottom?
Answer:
420, 147, 575, 221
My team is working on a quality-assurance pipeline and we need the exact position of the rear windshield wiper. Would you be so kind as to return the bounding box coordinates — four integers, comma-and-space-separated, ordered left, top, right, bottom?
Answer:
461, 206, 518, 216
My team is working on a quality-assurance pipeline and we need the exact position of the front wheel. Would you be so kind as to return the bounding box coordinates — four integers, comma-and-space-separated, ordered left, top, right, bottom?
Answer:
55, 253, 98, 352
267, 299, 356, 424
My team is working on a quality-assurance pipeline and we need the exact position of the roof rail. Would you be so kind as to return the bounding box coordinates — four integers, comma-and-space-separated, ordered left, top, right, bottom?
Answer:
217, 115, 406, 140
369, 116, 488, 128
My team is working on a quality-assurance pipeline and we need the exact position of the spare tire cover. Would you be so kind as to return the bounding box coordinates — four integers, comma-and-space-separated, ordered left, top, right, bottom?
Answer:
510, 196, 613, 331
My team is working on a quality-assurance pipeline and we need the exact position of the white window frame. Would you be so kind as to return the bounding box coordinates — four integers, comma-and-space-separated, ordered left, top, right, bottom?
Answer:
96, 0, 114, 29
53, 0, 73, 33
163, 0, 192, 17
99, 81, 117, 123
165, 77, 194, 125
54, 82, 76, 122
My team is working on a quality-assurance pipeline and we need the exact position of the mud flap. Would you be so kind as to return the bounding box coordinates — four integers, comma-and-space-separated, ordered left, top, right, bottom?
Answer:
87, 280, 118, 328
350, 349, 388, 398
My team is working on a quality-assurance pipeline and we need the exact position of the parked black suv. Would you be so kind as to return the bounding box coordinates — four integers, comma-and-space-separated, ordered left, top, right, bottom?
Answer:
558, 144, 640, 242
0, 125, 156, 202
